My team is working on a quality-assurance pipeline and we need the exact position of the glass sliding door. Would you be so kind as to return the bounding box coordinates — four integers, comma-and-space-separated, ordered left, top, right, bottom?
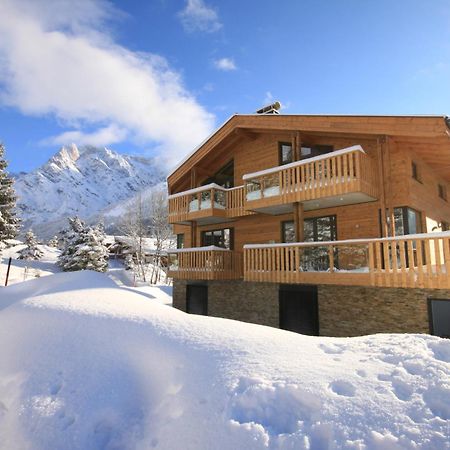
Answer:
301, 215, 337, 271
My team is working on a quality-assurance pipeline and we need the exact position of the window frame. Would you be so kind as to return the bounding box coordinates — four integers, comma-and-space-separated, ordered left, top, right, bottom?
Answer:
278, 142, 294, 166
281, 220, 296, 243
303, 215, 338, 242
176, 233, 184, 249
201, 227, 234, 250
299, 144, 334, 161
411, 161, 421, 182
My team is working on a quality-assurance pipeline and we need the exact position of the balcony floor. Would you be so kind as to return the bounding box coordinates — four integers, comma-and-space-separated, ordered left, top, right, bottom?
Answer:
247, 192, 377, 215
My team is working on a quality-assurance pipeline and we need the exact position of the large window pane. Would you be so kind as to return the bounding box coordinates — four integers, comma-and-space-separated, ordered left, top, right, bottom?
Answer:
279, 143, 293, 165
201, 228, 233, 249
282, 221, 296, 243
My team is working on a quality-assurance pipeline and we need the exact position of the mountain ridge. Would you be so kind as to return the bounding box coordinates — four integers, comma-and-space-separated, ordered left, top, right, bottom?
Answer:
14, 144, 166, 239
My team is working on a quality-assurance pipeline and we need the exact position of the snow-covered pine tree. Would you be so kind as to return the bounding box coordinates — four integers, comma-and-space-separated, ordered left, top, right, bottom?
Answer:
57, 217, 86, 269
58, 218, 109, 272
0, 143, 20, 242
18, 230, 44, 260
47, 236, 59, 248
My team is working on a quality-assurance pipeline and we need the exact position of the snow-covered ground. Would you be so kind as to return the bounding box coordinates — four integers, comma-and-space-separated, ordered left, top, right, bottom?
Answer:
0, 271, 449, 449
0, 244, 62, 286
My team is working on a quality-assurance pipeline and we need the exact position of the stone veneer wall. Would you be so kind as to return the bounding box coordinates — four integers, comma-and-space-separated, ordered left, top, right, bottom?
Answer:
318, 285, 450, 337
172, 280, 450, 337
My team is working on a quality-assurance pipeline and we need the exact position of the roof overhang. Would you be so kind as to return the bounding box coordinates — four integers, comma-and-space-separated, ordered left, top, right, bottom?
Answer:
168, 114, 450, 186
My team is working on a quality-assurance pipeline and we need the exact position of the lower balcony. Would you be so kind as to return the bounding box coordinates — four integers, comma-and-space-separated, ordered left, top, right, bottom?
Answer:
168, 247, 243, 280
244, 232, 450, 289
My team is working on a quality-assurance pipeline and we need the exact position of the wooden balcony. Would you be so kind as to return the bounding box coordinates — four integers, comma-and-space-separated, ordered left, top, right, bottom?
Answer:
168, 247, 243, 280
244, 232, 450, 289
168, 184, 253, 224
243, 146, 379, 214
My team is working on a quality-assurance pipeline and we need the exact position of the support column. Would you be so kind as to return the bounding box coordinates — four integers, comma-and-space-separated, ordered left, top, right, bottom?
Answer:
191, 221, 197, 247
377, 135, 390, 237
294, 202, 304, 242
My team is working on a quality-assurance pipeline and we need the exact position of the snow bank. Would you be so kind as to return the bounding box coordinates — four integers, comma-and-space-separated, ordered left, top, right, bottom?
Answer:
0, 244, 61, 286
0, 271, 449, 449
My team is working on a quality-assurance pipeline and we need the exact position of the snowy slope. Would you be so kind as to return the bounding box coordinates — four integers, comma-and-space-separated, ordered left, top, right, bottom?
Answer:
0, 271, 449, 450
14, 144, 166, 238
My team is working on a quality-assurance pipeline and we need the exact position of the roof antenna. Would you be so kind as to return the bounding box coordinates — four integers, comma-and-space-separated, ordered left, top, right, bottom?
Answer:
256, 101, 282, 115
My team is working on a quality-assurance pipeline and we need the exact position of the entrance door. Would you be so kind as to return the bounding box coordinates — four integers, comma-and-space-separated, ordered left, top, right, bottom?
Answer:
186, 285, 208, 315
279, 286, 319, 335
429, 299, 450, 338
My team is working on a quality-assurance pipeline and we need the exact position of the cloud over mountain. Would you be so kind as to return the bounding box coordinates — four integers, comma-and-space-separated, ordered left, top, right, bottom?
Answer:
0, 0, 215, 167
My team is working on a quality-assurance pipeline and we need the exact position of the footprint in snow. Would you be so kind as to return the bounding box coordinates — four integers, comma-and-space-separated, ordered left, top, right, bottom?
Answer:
329, 380, 356, 397
319, 343, 345, 355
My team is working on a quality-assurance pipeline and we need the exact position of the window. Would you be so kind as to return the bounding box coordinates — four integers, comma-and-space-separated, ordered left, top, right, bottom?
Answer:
441, 221, 449, 232
202, 160, 234, 188
302, 215, 337, 271
303, 215, 337, 242
438, 184, 447, 201
279, 142, 293, 165
300, 144, 334, 160
201, 228, 233, 249
393, 207, 422, 236
281, 220, 296, 243
411, 161, 420, 182
176, 234, 184, 249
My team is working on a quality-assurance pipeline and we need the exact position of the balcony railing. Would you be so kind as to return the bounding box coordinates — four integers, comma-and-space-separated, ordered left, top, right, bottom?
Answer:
168, 247, 243, 280
243, 145, 378, 210
244, 232, 450, 289
168, 184, 253, 224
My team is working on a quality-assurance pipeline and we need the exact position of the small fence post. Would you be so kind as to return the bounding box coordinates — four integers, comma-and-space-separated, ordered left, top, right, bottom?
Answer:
4, 257, 12, 286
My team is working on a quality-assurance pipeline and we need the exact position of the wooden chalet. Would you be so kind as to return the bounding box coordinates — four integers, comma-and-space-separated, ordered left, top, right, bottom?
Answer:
167, 111, 450, 337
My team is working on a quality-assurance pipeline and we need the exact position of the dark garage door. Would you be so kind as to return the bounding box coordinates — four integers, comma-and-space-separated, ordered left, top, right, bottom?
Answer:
429, 298, 450, 338
279, 285, 319, 335
186, 285, 208, 315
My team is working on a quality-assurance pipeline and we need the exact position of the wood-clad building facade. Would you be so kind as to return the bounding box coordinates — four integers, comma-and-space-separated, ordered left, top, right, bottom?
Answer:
167, 114, 450, 337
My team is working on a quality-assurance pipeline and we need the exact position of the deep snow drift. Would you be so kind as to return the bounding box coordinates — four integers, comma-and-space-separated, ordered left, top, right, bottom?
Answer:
0, 271, 449, 450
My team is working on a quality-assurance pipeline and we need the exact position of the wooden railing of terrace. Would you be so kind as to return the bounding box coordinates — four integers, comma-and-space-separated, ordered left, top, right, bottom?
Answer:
244, 232, 450, 289
243, 146, 378, 208
168, 184, 252, 224
168, 248, 243, 280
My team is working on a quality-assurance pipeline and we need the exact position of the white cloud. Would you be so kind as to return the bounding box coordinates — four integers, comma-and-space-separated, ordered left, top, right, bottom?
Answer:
178, 0, 222, 33
214, 58, 237, 71
41, 124, 128, 147
0, 0, 215, 167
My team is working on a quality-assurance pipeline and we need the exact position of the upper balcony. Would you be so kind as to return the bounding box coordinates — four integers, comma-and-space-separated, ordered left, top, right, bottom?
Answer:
168, 184, 253, 225
244, 231, 450, 289
243, 145, 379, 214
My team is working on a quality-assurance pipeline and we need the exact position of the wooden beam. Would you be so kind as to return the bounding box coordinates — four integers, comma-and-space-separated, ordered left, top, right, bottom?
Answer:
294, 202, 304, 242
377, 135, 389, 237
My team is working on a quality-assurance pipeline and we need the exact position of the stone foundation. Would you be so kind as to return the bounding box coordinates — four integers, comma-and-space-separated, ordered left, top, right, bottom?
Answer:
172, 280, 450, 337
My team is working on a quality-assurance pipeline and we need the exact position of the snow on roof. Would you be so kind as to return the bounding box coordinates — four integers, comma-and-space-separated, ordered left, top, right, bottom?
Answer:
243, 145, 365, 181
0, 270, 449, 449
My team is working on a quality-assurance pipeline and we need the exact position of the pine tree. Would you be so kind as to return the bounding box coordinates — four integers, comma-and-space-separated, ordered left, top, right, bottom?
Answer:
0, 143, 20, 241
18, 230, 44, 260
47, 236, 59, 248
58, 218, 109, 272
57, 217, 85, 270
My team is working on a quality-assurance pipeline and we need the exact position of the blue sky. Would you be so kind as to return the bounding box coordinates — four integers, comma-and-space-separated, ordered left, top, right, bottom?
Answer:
1, 0, 450, 173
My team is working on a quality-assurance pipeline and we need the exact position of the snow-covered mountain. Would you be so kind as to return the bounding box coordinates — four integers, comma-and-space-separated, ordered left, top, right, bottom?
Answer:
14, 144, 166, 239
